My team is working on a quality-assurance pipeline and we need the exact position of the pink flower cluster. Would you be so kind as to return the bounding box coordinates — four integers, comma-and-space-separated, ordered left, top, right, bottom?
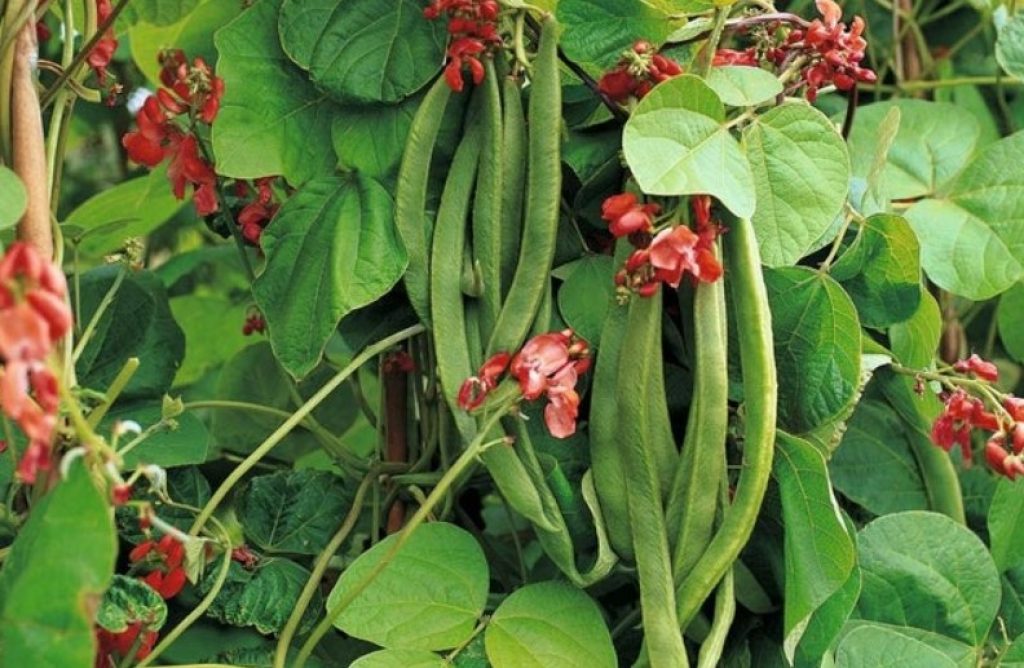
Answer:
458, 330, 591, 438
0, 244, 72, 484
603, 194, 723, 298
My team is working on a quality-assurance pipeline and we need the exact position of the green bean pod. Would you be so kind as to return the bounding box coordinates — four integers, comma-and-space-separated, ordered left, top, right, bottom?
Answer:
486, 15, 561, 357
499, 74, 527, 299
472, 60, 505, 339
666, 246, 729, 578
618, 295, 688, 667
674, 217, 777, 629
395, 75, 453, 326
429, 107, 483, 442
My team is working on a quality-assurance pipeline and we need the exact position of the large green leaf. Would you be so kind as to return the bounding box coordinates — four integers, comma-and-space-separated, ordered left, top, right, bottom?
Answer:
64, 166, 184, 257
253, 174, 407, 378
1006, 633, 1024, 667
774, 433, 857, 662
855, 511, 1000, 646
764, 267, 862, 433
997, 14, 1024, 80
0, 165, 26, 231
831, 214, 921, 328
889, 290, 941, 368
632, 74, 724, 121
278, 0, 447, 104
484, 581, 616, 668
328, 523, 488, 651
705, 66, 783, 108
905, 131, 1024, 300
831, 400, 928, 515
332, 94, 421, 183
835, 624, 959, 668
351, 649, 448, 668
743, 103, 850, 266
100, 401, 210, 469
74, 267, 185, 400
131, 0, 243, 85
0, 461, 116, 666
237, 470, 351, 555
212, 0, 336, 185
794, 560, 862, 667
623, 99, 755, 218
557, 0, 682, 70
998, 282, 1024, 363
121, 0, 200, 27
201, 557, 322, 634
556, 255, 616, 347
845, 100, 979, 201
169, 294, 250, 386
988, 478, 1024, 573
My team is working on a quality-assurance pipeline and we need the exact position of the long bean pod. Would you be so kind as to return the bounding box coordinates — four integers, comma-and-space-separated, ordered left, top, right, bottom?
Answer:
673, 217, 777, 629
472, 60, 504, 339
499, 74, 527, 298
486, 15, 561, 357
395, 76, 452, 326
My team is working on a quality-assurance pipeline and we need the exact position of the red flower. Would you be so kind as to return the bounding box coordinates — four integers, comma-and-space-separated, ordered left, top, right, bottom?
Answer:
953, 354, 999, 382
601, 193, 659, 237
131, 535, 188, 600
96, 622, 158, 666
426, 0, 500, 92
596, 41, 684, 103
458, 352, 511, 410
510, 332, 573, 400
597, 68, 636, 103
649, 225, 722, 287
712, 48, 759, 67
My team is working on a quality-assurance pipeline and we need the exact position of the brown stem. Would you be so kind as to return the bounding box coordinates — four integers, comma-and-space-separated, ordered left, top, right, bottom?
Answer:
383, 352, 410, 534
12, 22, 52, 259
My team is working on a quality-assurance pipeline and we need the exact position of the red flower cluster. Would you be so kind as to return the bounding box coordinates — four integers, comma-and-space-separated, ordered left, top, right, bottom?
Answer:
609, 194, 723, 298
712, 48, 759, 67
458, 330, 591, 438
0, 243, 72, 484
597, 41, 683, 103
781, 0, 876, 101
122, 50, 224, 216
424, 0, 500, 92
129, 535, 187, 599
984, 395, 1024, 479
234, 177, 281, 246
95, 622, 157, 667
88, 0, 118, 85
931, 388, 999, 464
241, 309, 266, 336
953, 353, 999, 382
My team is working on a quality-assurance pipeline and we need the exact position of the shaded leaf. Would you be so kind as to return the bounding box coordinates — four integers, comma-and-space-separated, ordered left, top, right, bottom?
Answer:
201, 558, 321, 634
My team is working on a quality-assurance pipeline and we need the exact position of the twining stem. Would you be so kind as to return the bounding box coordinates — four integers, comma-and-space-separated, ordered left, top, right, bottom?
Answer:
86, 357, 139, 428
188, 325, 424, 537
291, 405, 513, 668
72, 265, 127, 363
273, 471, 376, 668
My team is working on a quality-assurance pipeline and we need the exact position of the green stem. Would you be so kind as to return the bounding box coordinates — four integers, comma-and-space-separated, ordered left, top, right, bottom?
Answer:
86, 357, 139, 428
700, 7, 730, 77
292, 406, 512, 668
273, 471, 376, 668
188, 324, 424, 537
72, 266, 127, 363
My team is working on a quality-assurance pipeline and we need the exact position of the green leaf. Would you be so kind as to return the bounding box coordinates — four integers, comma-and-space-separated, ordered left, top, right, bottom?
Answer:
1005, 633, 1024, 667
999, 282, 1024, 363
64, 166, 185, 257
889, 290, 941, 368
74, 267, 185, 400
96, 575, 168, 633
988, 478, 1024, 572
794, 561, 862, 667
845, 100, 979, 201
834, 624, 958, 668
100, 401, 210, 469
0, 461, 116, 666
278, 0, 447, 104
905, 130, 1024, 300
117, 467, 211, 544
764, 267, 862, 433
705, 66, 783, 107
557, 0, 681, 70
237, 470, 351, 555
831, 401, 929, 515
121, 0, 201, 26
632, 75, 725, 121
169, 295, 250, 386
774, 433, 857, 662
329, 523, 488, 651
556, 256, 616, 347
857, 106, 901, 215
212, 0, 336, 185
484, 581, 616, 668
623, 98, 755, 218
855, 511, 1000, 646
332, 94, 421, 183
831, 214, 921, 328
998, 14, 1024, 80
202, 557, 321, 634
0, 165, 26, 230
743, 103, 850, 266
131, 0, 243, 86
351, 649, 448, 668
253, 174, 407, 378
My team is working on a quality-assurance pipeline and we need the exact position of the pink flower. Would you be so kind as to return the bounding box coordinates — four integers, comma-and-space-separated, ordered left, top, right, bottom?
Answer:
649, 225, 722, 288
510, 332, 572, 400
601, 193, 659, 237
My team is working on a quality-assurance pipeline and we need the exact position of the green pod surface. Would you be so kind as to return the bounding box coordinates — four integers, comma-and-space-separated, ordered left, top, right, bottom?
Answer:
472, 60, 504, 340
666, 248, 729, 579
395, 76, 452, 326
486, 15, 561, 357
499, 74, 527, 299
674, 217, 777, 629
618, 295, 688, 667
